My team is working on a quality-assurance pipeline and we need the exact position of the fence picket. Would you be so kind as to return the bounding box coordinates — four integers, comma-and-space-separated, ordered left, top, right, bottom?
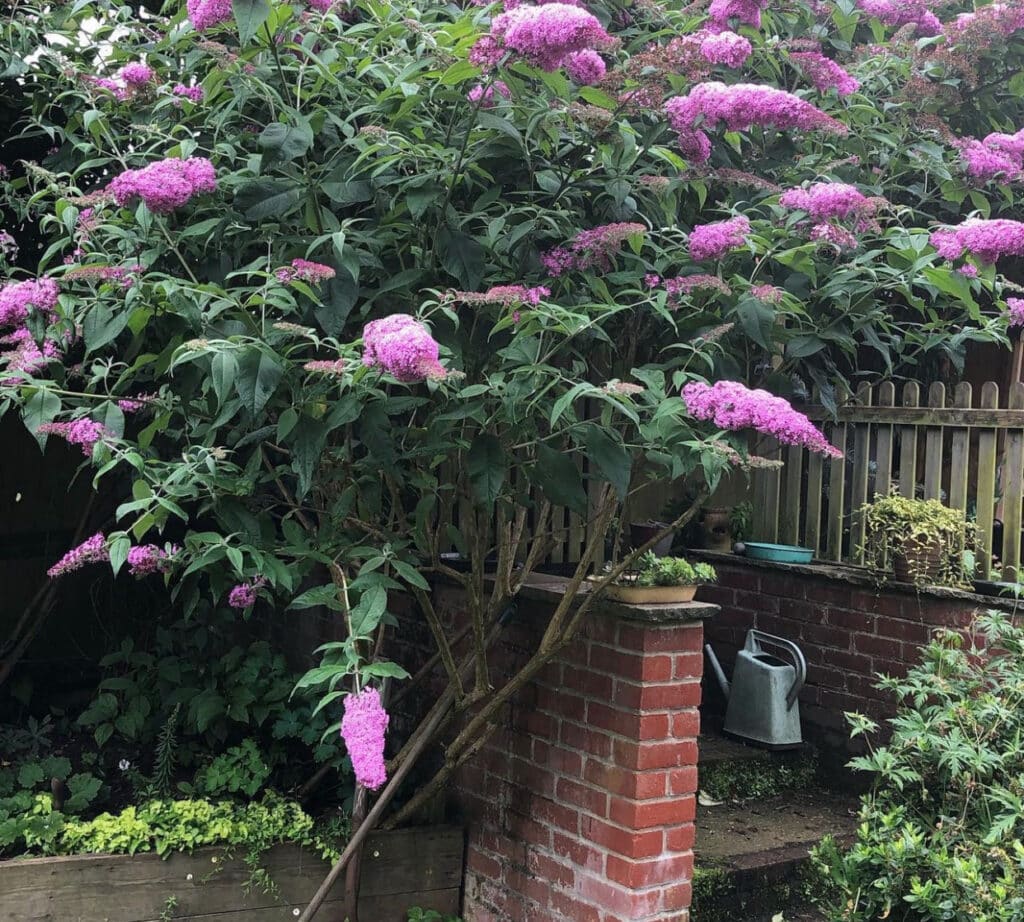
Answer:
826, 420, 847, 561
778, 444, 804, 546
1001, 383, 1024, 581
849, 383, 873, 564
948, 383, 971, 516
753, 438, 782, 543
898, 382, 920, 498
977, 382, 999, 581
923, 382, 946, 501
873, 381, 895, 500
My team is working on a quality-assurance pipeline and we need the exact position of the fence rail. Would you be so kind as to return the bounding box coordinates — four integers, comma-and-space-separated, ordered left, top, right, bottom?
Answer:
750, 380, 1024, 582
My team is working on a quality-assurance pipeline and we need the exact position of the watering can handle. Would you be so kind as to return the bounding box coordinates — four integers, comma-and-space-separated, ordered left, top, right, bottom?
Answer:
747, 630, 807, 709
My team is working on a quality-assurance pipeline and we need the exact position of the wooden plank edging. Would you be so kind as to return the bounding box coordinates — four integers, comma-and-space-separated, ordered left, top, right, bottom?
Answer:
0, 826, 463, 922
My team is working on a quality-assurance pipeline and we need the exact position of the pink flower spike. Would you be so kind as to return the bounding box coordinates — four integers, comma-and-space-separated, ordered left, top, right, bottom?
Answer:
490, 3, 616, 72
683, 380, 842, 458
106, 157, 217, 214
47, 532, 109, 578
362, 315, 446, 382
37, 419, 110, 457
689, 216, 751, 261
341, 687, 390, 790
228, 578, 266, 609
187, 0, 233, 31
1008, 298, 1024, 326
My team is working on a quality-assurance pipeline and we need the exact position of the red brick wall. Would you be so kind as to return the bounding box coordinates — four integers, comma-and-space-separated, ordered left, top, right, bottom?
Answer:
429, 584, 709, 922
699, 558, 991, 743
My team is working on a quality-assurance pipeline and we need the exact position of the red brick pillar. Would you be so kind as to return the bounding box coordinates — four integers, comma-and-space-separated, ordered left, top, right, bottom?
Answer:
457, 588, 715, 922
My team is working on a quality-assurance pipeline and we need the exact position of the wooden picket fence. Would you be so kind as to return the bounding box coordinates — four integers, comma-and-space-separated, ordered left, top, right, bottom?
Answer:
749, 380, 1024, 582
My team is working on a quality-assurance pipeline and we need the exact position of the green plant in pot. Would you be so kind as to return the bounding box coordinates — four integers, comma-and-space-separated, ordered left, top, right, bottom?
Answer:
596, 552, 717, 604
860, 493, 979, 589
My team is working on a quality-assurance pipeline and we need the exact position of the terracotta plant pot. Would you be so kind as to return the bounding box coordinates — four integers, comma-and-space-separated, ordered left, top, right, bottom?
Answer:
598, 582, 699, 604
700, 507, 733, 552
629, 521, 674, 555
893, 539, 947, 584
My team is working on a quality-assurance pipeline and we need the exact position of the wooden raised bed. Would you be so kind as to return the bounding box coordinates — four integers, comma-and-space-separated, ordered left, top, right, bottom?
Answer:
0, 825, 463, 922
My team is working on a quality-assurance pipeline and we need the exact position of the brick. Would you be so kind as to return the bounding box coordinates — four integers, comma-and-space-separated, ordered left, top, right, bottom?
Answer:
735, 589, 779, 613
583, 759, 667, 800
550, 889, 603, 922
875, 616, 933, 643
541, 744, 584, 778
853, 633, 900, 658
606, 852, 693, 888
505, 867, 551, 909
668, 765, 698, 795
663, 880, 695, 911
609, 794, 696, 829
527, 851, 576, 888
577, 873, 663, 916
614, 738, 699, 771
618, 622, 704, 655
582, 815, 664, 857
587, 702, 639, 738
467, 846, 503, 881
589, 646, 674, 682
562, 664, 615, 700
561, 720, 613, 758
507, 810, 552, 849
827, 608, 877, 631
801, 622, 851, 649
556, 777, 609, 817
552, 830, 605, 872
671, 710, 700, 739
673, 651, 704, 680
613, 679, 702, 711
665, 823, 696, 851
538, 690, 586, 722
533, 797, 581, 834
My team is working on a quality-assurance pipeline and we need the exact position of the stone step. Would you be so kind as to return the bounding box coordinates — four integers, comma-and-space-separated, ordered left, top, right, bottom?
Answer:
698, 732, 819, 802
691, 788, 858, 922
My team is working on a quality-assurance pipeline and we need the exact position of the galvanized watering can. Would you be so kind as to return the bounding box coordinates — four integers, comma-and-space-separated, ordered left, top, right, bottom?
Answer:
704, 630, 806, 749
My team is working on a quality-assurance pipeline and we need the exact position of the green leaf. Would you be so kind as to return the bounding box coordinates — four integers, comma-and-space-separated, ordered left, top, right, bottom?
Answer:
235, 349, 283, 417
322, 180, 373, 204
466, 433, 506, 506
289, 584, 343, 611
234, 180, 303, 221
532, 443, 587, 515
437, 226, 485, 289
314, 270, 359, 336
259, 120, 314, 164
109, 535, 131, 577
291, 414, 327, 499
233, 0, 271, 45
350, 585, 387, 635
361, 661, 411, 680
23, 389, 61, 441
83, 305, 130, 353
584, 424, 632, 501
391, 559, 429, 590
211, 352, 238, 408
734, 296, 775, 350
786, 335, 826, 359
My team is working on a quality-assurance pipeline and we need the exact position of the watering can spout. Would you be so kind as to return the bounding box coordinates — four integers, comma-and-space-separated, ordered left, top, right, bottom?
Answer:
704, 644, 730, 700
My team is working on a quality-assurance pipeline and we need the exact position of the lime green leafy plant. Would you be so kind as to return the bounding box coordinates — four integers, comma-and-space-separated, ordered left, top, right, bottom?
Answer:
860, 493, 979, 589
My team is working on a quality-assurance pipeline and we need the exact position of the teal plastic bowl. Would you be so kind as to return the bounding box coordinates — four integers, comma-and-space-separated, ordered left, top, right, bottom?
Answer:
742, 542, 814, 564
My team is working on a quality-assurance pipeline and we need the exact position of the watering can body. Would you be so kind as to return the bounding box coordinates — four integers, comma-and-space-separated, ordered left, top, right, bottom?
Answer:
705, 630, 806, 749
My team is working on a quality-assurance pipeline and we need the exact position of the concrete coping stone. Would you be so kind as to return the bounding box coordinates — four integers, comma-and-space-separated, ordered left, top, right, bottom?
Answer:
691, 550, 1024, 613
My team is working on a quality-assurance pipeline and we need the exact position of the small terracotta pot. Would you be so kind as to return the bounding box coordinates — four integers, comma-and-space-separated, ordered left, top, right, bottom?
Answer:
701, 507, 733, 552
893, 539, 947, 584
